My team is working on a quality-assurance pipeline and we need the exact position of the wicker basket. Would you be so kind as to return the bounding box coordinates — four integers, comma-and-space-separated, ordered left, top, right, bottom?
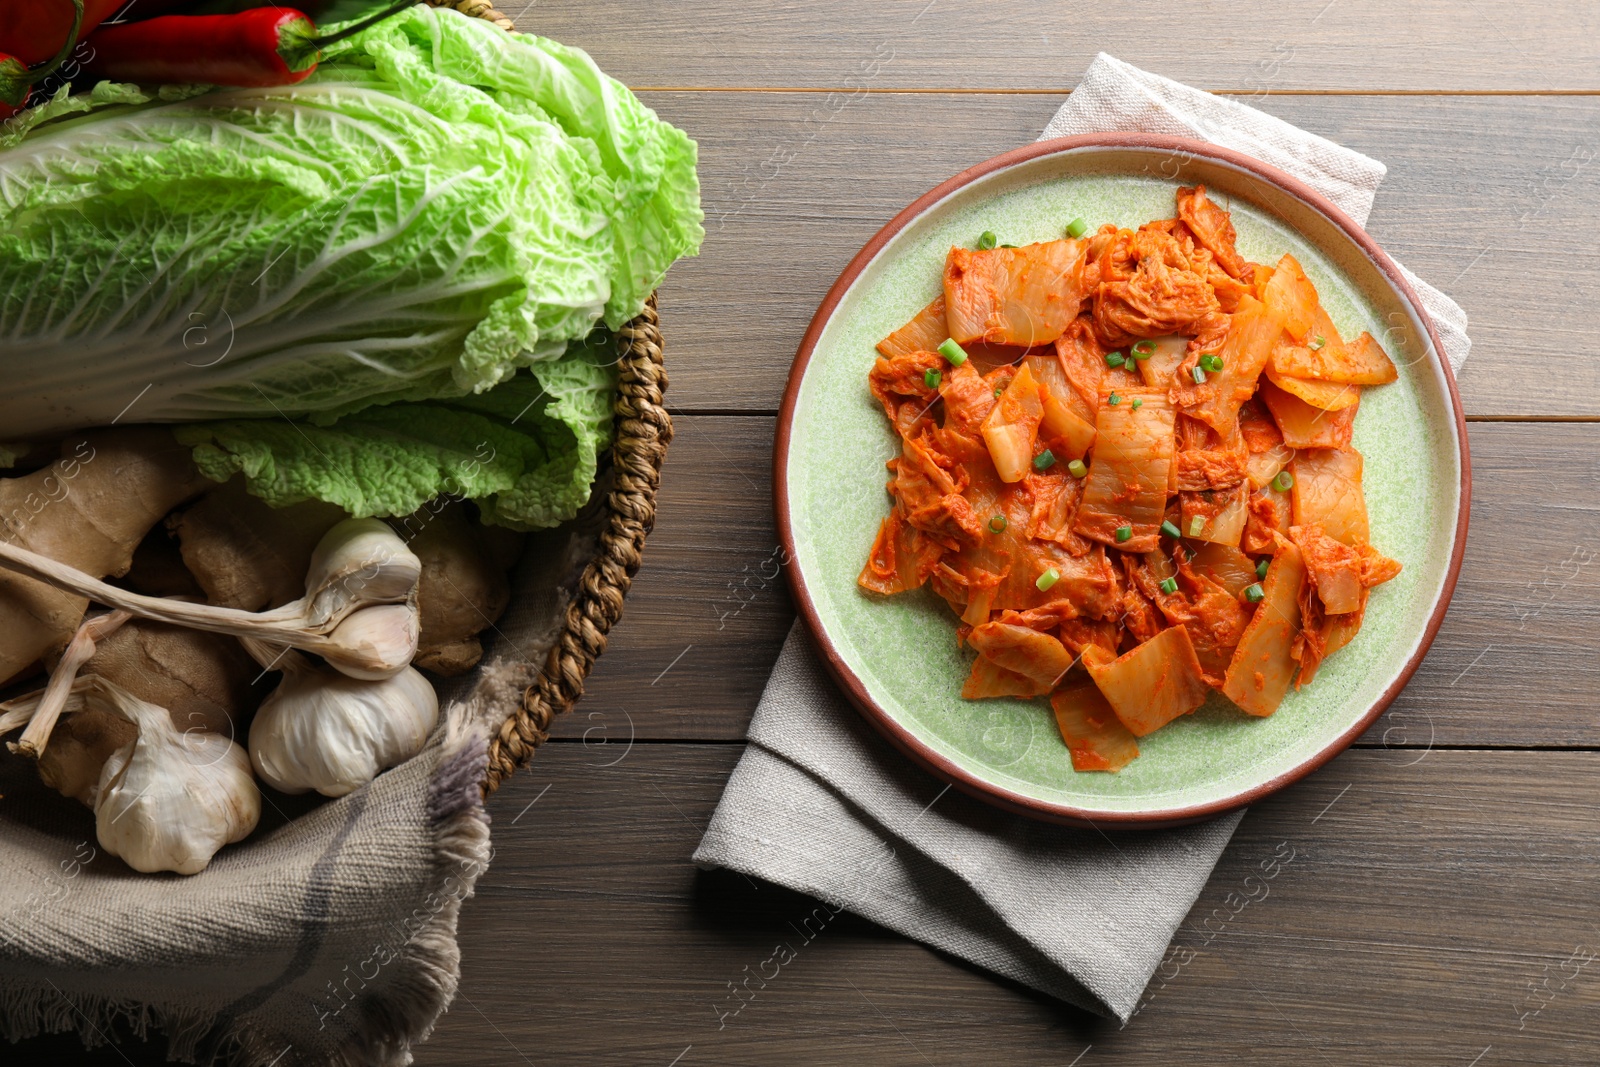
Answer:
422, 0, 673, 796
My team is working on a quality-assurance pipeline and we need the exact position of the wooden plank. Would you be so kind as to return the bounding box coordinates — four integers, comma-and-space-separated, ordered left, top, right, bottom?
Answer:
414, 744, 1600, 1065
635, 91, 1600, 417
14, 742, 1595, 1064
572, 416, 794, 741
498, 0, 1600, 93
564, 418, 1600, 747
1373, 420, 1600, 747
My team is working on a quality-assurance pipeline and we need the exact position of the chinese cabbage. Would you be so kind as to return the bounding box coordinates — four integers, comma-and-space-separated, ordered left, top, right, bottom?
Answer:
0, 6, 702, 438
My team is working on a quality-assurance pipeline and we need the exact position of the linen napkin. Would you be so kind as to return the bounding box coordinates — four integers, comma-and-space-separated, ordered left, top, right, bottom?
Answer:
694, 53, 1471, 1021
1044, 53, 1470, 372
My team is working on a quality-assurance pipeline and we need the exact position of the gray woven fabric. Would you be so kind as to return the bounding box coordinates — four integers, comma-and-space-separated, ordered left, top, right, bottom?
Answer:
694, 54, 1472, 1023
695, 626, 1241, 1018
0, 511, 601, 1065
0, 716, 491, 1067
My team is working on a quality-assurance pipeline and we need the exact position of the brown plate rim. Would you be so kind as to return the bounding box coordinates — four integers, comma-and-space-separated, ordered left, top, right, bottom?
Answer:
773, 132, 1471, 830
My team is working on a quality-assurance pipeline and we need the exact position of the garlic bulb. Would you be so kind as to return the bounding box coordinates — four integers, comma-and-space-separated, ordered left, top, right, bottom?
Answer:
68, 676, 259, 875
0, 518, 421, 679
245, 642, 437, 797
1, 616, 259, 810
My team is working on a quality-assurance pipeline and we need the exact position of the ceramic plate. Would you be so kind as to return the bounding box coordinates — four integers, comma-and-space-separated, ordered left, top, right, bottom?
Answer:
775, 135, 1469, 828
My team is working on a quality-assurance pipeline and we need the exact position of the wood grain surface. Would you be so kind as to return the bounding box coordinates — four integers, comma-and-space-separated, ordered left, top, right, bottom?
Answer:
31, 746, 1597, 1066
475, 2, 1599, 1057
505, 0, 1600, 94
637, 90, 1600, 417
13, 2, 1596, 1064
421, 745, 1600, 1066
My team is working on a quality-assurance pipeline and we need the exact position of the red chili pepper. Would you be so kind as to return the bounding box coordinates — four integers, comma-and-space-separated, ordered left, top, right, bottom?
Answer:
0, 0, 186, 66
81, 1, 418, 89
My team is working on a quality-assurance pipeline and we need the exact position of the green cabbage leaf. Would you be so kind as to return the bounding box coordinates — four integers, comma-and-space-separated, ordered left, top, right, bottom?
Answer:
175, 332, 618, 531
0, 6, 699, 526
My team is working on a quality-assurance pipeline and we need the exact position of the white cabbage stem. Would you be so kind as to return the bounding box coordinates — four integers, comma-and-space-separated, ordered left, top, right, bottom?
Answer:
0, 518, 421, 679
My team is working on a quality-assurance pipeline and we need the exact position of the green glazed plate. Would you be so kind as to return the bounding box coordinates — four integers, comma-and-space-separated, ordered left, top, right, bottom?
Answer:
775, 135, 1469, 828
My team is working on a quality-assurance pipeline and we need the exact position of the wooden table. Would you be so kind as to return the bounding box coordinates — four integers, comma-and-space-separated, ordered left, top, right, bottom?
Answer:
25, 2, 1600, 1063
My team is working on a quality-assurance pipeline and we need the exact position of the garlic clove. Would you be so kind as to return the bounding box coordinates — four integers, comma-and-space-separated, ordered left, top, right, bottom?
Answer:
300, 518, 422, 629
307, 603, 420, 681
249, 659, 438, 798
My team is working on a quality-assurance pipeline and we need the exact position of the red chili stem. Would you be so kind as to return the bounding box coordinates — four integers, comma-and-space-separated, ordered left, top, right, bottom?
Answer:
81, 2, 420, 90
302, 0, 419, 49
0, 0, 84, 108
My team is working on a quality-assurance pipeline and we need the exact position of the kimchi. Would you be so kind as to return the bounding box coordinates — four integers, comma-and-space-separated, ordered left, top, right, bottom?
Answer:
859, 187, 1404, 772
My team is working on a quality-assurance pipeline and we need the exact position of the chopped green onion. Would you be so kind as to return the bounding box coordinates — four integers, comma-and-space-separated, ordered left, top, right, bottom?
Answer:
1160, 519, 1182, 540
1114, 525, 1133, 543
1244, 583, 1266, 604
938, 338, 969, 365
994, 387, 1003, 397
1131, 397, 1144, 410
1067, 459, 1088, 478
1188, 515, 1204, 537
1131, 339, 1156, 359
1105, 352, 1126, 368
1200, 353, 1224, 372
1033, 449, 1057, 471
1190, 365, 1207, 384
1159, 576, 1179, 595
989, 514, 1008, 534
1066, 216, 1088, 239
1000, 243, 1018, 249
1036, 568, 1060, 592
978, 230, 997, 250
1272, 470, 1295, 493
1108, 393, 1121, 406
1256, 558, 1270, 579
924, 368, 942, 389
1310, 335, 1327, 350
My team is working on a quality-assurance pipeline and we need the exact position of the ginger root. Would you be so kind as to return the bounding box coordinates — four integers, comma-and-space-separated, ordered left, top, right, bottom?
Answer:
34, 620, 258, 806
395, 502, 522, 676
120, 526, 206, 600
170, 478, 346, 611
0, 428, 211, 686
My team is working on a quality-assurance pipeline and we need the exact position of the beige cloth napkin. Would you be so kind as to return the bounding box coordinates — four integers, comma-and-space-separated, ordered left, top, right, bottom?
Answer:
1044, 53, 1470, 370
693, 54, 1471, 1022
0, 720, 491, 1067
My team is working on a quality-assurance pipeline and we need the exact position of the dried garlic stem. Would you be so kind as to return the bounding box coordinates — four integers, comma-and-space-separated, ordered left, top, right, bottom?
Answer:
0, 526, 420, 679
10, 610, 131, 760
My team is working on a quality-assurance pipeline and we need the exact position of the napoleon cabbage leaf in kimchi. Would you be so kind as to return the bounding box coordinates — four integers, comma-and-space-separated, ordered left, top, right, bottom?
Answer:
859, 186, 1402, 773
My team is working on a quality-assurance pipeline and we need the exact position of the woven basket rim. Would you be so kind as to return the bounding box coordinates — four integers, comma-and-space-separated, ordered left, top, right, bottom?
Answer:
427, 0, 673, 794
